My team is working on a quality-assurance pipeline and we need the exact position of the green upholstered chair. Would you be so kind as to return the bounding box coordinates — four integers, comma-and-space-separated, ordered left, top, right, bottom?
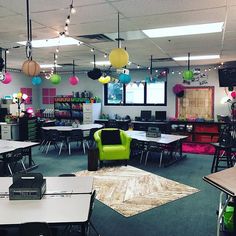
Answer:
94, 128, 131, 166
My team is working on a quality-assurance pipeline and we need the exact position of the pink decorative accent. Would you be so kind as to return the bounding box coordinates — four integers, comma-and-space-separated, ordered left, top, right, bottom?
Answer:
2, 72, 12, 84
182, 143, 215, 155
68, 76, 79, 85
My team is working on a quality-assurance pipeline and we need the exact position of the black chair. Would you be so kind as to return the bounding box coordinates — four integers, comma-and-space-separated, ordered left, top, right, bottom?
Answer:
211, 125, 234, 173
130, 139, 148, 163
3, 148, 26, 176
44, 130, 60, 154
19, 222, 52, 236
67, 129, 86, 154
144, 141, 165, 167
84, 190, 100, 236
58, 173, 76, 177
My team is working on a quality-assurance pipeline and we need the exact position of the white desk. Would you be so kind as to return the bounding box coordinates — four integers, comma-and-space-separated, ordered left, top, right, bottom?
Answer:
42, 123, 103, 131
0, 176, 93, 196
0, 194, 90, 225
0, 140, 39, 155
0, 140, 39, 175
125, 130, 187, 144
126, 130, 188, 166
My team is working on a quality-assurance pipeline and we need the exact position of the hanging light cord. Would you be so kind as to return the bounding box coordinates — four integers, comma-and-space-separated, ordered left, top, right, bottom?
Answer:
25, 0, 32, 60
187, 52, 190, 70
4, 50, 7, 73
72, 59, 75, 76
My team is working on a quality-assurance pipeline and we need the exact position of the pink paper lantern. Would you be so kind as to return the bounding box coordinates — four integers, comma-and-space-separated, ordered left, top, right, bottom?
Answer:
2, 72, 12, 84
69, 76, 79, 85
231, 91, 236, 99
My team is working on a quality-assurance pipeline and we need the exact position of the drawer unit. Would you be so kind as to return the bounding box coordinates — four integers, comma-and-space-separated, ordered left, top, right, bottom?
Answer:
1, 124, 19, 140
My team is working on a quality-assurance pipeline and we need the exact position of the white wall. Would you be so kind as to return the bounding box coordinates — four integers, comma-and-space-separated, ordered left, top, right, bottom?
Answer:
0, 67, 229, 120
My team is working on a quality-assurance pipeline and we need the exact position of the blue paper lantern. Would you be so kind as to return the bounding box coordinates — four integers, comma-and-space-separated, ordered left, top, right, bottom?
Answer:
119, 73, 131, 84
32, 76, 42, 85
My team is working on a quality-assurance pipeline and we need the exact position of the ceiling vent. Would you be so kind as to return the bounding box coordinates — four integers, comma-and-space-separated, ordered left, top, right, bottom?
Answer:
151, 58, 174, 62
76, 34, 114, 44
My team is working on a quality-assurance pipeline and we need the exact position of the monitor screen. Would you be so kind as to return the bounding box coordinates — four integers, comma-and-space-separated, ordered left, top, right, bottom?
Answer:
218, 67, 236, 87
140, 110, 152, 121
155, 111, 166, 121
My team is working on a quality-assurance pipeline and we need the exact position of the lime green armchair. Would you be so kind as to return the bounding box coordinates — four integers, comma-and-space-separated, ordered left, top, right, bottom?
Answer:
94, 128, 131, 165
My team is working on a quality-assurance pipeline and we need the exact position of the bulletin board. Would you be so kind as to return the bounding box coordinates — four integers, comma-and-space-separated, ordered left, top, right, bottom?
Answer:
176, 86, 214, 119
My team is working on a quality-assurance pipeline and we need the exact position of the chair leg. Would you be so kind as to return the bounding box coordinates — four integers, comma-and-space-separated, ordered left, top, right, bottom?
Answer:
20, 160, 27, 172
46, 141, 51, 154
7, 164, 13, 176
82, 141, 86, 154
140, 151, 144, 164
159, 151, 163, 168
59, 142, 63, 155
145, 151, 150, 165
90, 222, 100, 236
69, 142, 71, 155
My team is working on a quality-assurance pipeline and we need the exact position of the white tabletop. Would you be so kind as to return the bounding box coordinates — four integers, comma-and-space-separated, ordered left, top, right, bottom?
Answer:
0, 194, 90, 225
125, 130, 188, 144
42, 123, 103, 131
0, 140, 39, 155
0, 176, 93, 195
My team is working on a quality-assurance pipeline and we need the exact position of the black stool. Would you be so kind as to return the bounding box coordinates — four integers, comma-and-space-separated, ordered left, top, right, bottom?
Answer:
211, 143, 233, 173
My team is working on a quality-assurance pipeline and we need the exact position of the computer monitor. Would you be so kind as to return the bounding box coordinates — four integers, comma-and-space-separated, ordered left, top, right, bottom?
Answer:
140, 110, 152, 121
155, 111, 166, 121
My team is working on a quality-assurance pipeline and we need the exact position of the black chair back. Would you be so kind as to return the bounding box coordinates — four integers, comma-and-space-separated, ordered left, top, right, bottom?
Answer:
19, 222, 52, 236
69, 129, 84, 141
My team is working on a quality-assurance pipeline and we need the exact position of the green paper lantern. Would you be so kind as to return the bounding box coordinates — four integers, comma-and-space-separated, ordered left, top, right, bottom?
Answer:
183, 70, 193, 80
50, 74, 61, 85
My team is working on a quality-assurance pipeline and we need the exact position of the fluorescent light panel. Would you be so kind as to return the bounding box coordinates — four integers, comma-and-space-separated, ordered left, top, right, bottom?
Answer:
173, 55, 220, 61
40, 64, 62, 68
17, 37, 80, 48
142, 22, 224, 38
90, 61, 111, 66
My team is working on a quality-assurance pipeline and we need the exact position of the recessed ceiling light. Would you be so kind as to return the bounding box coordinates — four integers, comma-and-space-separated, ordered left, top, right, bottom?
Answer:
142, 22, 224, 38
40, 64, 62, 68
17, 37, 81, 48
90, 61, 111, 66
173, 55, 220, 61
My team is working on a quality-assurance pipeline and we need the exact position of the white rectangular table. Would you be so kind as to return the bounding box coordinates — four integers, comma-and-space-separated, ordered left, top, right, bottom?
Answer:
126, 130, 188, 166
0, 140, 39, 175
0, 176, 93, 196
0, 194, 91, 232
0, 176, 94, 235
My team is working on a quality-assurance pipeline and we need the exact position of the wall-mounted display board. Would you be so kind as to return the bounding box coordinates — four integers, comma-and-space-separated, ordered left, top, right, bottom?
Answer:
176, 86, 214, 120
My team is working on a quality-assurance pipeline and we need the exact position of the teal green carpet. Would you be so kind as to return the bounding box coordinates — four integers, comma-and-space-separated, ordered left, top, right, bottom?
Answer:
1, 146, 223, 236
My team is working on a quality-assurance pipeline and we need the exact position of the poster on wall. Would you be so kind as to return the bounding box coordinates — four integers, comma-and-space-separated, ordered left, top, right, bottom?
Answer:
20, 88, 32, 104
176, 86, 214, 120
42, 88, 56, 104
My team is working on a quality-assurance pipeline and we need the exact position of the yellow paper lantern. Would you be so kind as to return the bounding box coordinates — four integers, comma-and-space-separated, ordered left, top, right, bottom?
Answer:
17, 92, 22, 99
109, 48, 129, 69
98, 76, 111, 84
22, 59, 41, 76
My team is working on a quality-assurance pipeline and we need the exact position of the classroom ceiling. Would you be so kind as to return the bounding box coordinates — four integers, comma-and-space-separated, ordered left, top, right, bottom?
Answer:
0, 0, 236, 72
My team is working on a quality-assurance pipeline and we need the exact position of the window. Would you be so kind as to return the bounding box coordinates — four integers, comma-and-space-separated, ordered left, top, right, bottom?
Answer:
125, 83, 144, 104
105, 83, 123, 104
104, 80, 167, 106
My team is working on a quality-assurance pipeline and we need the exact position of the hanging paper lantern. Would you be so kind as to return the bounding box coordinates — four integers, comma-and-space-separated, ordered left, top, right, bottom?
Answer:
98, 75, 111, 84
26, 107, 34, 114
183, 70, 193, 81
32, 76, 42, 85
231, 91, 236, 99
109, 48, 129, 69
69, 76, 79, 85
17, 92, 22, 99
119, 73, 131, 84
50, 74, 61, 85
87, 68, 102, 80
22, 59, 41, 76
2, 72, 12, 84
